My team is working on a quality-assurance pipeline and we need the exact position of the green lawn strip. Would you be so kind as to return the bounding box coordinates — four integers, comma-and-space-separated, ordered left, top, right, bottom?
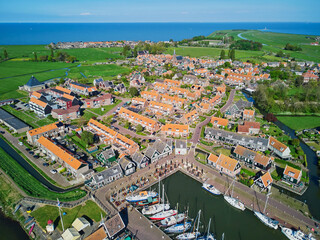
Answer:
1, 105, 37, 128
240, 168, 256, 177
0, 90, 29, 101
0, 173, 24, 212
215, 148, 231, 156
277, 116, 320, 131
83, 110, 98, 120
88, 99, 122, 116
31, 200, 106, 231
95, 167, 106, 172
36, 117, 56, 127
0, 145, 86, 201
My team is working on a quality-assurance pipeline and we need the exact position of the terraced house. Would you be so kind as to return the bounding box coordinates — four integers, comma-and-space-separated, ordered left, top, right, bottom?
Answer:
131, 97, 148, 108
207, 153, 241, 177
27, 121, 67, 145
37, 136, 89, 178
141, 90, 161, 102
161, 124, 189, 137
148, 101, 174, 115
29, 97, 53, 117
161, 94, 186, 108
268, 136, 291, 159
68, 82, 98, 96
153, 82, 168, 93
119, 107, 160, 133
181, 110, 198, 124
164, 79, 181, 87
233, 145, 273, 171
211, 117, 229, 128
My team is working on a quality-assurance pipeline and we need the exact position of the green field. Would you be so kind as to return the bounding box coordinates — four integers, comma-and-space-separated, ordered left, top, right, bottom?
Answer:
31, 200, 106, 231
277, 116, 320, 130
88, 99, 122, 116
0, 147, 86, 201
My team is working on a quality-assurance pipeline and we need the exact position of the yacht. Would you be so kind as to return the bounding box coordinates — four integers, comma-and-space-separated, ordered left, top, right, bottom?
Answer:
149, 209, 178, 221
142, 184, 170, 215
165, 222, 192, 234
160, 213, 186, 227
198, 218, 216, 240
176, 210, 201, 240
223, 178, 245, 211
254, 211, 278, 229
202, 183, 221, 196
281, 227, 316, 240
126, 191, 158, 202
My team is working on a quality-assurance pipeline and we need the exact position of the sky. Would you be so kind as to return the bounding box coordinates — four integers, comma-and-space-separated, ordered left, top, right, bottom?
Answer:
0, 0, 319, 23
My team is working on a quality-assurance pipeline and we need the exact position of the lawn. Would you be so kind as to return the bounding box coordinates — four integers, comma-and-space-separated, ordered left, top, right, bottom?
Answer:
215, 147, 231, 156
31, 200, 106, 231
0, 173, 23, 212
36, 117, 56, 127
82, 109, 99, 120
88, 99, 122, 116
0, 146, 86, 201
277, 116, 320, 130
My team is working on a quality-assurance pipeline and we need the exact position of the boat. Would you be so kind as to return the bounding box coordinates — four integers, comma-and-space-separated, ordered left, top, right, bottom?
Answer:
176, 210, 201, 240
142, 184, 170, 215
165, 222, 192, 234
136, 197, 159, 207
29, 223, 35, 235
149, 209, 178, 221
281, 227, 316, 240
26, 221, 35, 230
160, 213, 186, 227
126, 191, 158, 203
13, 204, 21, 214
198, 218, 216, 240
223, 178, 245, 211
254, 190, 278, 229
202, 183, 221, 196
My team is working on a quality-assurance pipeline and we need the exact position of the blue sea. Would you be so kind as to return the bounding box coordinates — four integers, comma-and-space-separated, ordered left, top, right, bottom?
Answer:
0, 22, 319, 45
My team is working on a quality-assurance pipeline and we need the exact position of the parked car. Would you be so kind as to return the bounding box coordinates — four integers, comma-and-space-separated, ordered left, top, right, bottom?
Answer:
43, 163, 49, 166
50, 169, 57, 174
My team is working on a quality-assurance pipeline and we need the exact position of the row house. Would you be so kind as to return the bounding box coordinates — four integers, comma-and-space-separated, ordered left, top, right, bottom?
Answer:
131, 97, 148, 108
161, 94, 186, 108
164, 79, 181, 87
205, 128, 269, 151
216, 84, 226, 96
51, 105, 80, 121
55, 93, 77, 109
153, 82, 168, 93
48, 86, 72, 98
91, 164, 123, 187
141, 90, 161, 102
118, 156, 136, 176
225, 76, 244, 87
145, 139, 173, 163
119, 108, 161, 133
161, 124, 189, 137
198, 102, 212, 113
37, 136, 88, 178
268, 136, 291, 159
84, 94, 113, 108
211, 117, 229, 128
209, 95, 222, 107
191, 85, 205, 94
169, 86, 190, 97
243, 109, 255, 121
87, 119, 139, 155
131, 152, 150, 169
187, 91, 201, 101
183, 75, 198, 85
181, 110, 198, 124
29, 97, 53, 117
237, 121, 260, 135
27, 121, 66, 145
148, 101, 174, 115
233, 145, 273, 171
207, 153, 241, 178
69, 82, 98, 96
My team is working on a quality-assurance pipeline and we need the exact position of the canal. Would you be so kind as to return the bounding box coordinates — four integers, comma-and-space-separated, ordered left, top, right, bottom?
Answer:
152, 171, 286, 240
0, 210, 29, 240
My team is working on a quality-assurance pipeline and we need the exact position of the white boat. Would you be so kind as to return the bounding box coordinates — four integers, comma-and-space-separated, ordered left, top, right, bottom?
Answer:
150, 209, 178, 221
281, 227, 316, 240
176, 210, 201, 240
126, 191, 158, 203
142, 203, 170, 215
160, 213, 186, 227
165, 222, 192, 234
198, 218, 216, 240
202, 183, 221, 195
223, 178, 245, 211
254, 211, 278, 230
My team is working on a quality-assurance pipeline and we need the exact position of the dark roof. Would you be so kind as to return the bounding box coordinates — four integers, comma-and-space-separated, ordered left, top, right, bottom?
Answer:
0, 109, 29, 130
0, 108, 14, 120
25, 76, 43, 87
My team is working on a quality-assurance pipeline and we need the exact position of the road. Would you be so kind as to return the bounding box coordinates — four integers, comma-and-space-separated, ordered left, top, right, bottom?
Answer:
221, 89, 236, 112
98, 96, 130, 120
190, 116, 211, 144
112, 122, 157, 140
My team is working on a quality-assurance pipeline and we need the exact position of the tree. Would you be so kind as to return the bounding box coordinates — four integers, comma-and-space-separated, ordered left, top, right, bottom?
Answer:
295, 76, 304, 87
230, 49, 236, 60
50, 48, 54, 58
122, 45, 131, 57
136, 124, 143, 132
39, 55, 48, 61
264, 113, 277, 122
220, 50, 225, 59
129, 87, 139, 97
59, 77, 65, 85
102, 115, 113, 125
291, 138, 300, 146
81, 131, 94, 146
124, 121, 131, 129
3, 49, 8, 59
34, 52, 38, 62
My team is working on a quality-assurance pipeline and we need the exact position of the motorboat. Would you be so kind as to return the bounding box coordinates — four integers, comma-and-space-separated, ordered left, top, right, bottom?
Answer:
136, 197, 159, 207
202, 183, 221, 196
126, 191, 158, 202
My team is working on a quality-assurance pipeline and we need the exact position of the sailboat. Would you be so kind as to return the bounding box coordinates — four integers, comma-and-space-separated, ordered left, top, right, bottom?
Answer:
223, 178, 245, 211
176, 210, 201, 240
164, 208, 191, 234
198, 218, 216, 240
160, 204, 186, 227
142, 183, 170, 215
281, 227, 316, 240
202, 183, 221, 196
254, 191, 279, 230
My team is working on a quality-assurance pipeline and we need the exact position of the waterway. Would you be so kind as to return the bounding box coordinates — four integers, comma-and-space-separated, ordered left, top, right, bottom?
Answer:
156, 171, 286, 240
0, 210, 29, 240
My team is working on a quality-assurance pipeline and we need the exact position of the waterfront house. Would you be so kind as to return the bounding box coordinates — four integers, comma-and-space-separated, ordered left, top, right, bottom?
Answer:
242, 109, 255, 121
237, 121, 260, 135
207, 153, 241, 177
161, 124, 189, 137
91, 164, 123, 187
145, 139, 172, 162
175, 140, 187, 155
145, 146, 161, 163
27, 121, 66, 145
254, 171, 273, 191
131, 152, 150, 169
118, 156, 136, 176
211, 117, 229, 128
84, 227, 107, 240
268, 136, 291, 159
282, 165, 302, 185
97, 148, 117, 165
205, 128, 268, 151
104, 213, 126, 239
233, 145, 273, 171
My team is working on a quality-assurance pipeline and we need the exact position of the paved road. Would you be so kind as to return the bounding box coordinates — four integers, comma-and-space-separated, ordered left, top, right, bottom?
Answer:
221, 89, 236, 112
190, 116, 211, 144
112, 122, 157, 140
98, 96, 130, 120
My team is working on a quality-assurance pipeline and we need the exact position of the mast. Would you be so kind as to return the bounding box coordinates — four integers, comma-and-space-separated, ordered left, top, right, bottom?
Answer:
158, 177, 161, 202
207, 218, 211, 237
231, 178, 235, 198
162, 184, 165, 212
57, 198, 64, 232
196, 210, 201, 233
222, 233, 225, 240
263, 192, 272, 214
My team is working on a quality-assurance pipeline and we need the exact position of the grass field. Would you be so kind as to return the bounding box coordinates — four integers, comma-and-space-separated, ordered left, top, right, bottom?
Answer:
88, 99, 122, 116
0, 173, 23, 212
0, 147, 86, 201
277, 116, 320, 130
31, 200, 106, 231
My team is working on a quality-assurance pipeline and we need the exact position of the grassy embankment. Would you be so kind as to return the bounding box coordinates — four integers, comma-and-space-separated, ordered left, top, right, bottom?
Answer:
0, 147, 86, 201
277, 116, 320, 131
31, 200, 107, 231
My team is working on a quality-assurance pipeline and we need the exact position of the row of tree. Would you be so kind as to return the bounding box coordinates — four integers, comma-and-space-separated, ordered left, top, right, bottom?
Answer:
230, 40, 263, 51
220, 49, 236, 60
122, 42, 168, 57
284, 43, 302, 51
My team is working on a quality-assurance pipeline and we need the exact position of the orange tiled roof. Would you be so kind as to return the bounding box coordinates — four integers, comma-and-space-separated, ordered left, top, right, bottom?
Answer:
132, 97, 147, 103
161, 124, 189, 133
84, 227, 107, 240
161, 94, 185, 104
208, 153, 219, 163
164, 79, 181, 86
62, 93, 74, 101
31, 91, 42, 99
283, 165, 301, 180
28, 122, 62, 137
37, 136, 84, 170
243, 109, 255, 116
30, 97, 47, 108
217, 154, 239, 172
149, 101, 173, 111
119, 108, 158, 128
260, 171, 273, 188
211, 117, 229, 127
56, 86, 71, 94
269, 136, 288, 153
183, 110, 198, 120
88, 119, 117, 139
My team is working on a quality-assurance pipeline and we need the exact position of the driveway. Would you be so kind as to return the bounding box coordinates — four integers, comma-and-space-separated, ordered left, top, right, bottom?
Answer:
221, 89, 236, 112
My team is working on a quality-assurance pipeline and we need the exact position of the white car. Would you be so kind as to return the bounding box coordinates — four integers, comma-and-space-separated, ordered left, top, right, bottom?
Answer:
50, 169, 57, 174
18, 142, 23, 146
